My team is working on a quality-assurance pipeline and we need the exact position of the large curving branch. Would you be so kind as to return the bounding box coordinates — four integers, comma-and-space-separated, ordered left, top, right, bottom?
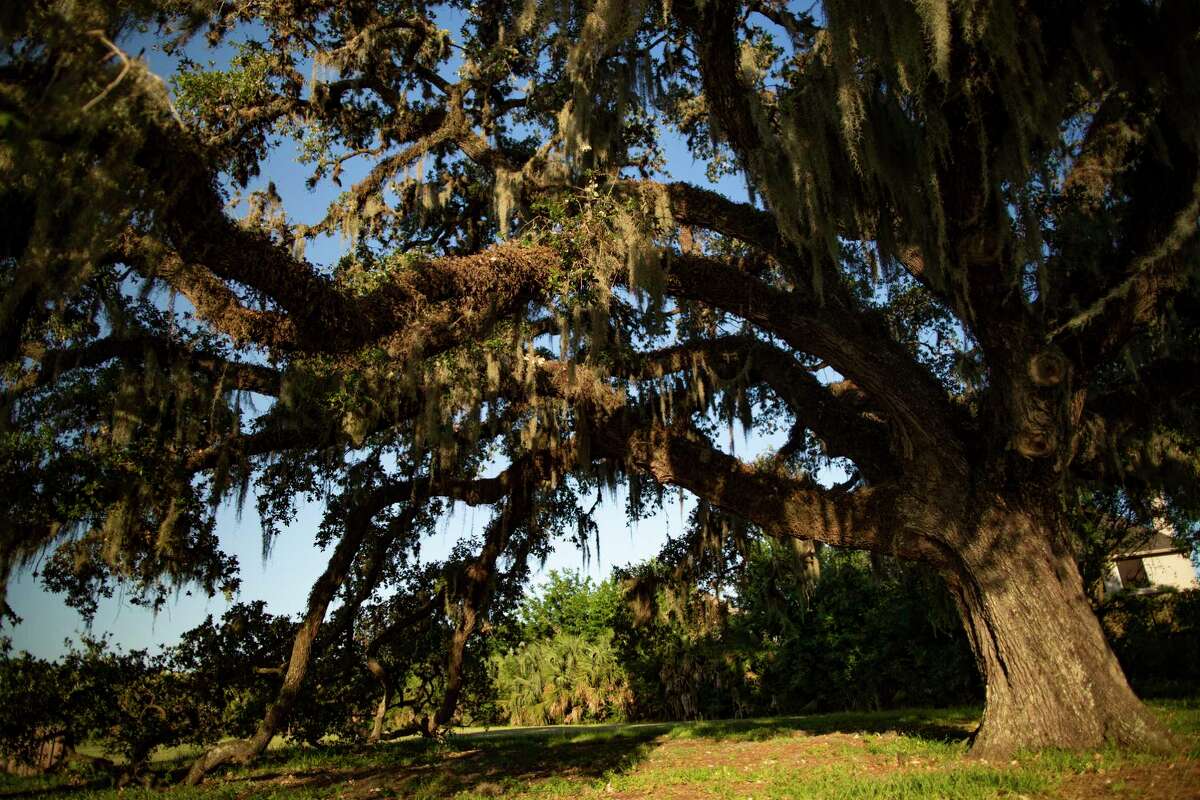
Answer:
590, 409, 951, 567
634, 335, 897, 479
11, 335, 281, 399
662, 251, 967, 471
621, 180, 788, 258
118, 233, 299, 350
123, 101, 559, 356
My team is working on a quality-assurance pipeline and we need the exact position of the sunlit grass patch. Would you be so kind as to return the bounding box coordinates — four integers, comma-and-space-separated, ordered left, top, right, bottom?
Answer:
531, 760, 1051, 800
765, 763, 1053, 800
859, 731, 964, 762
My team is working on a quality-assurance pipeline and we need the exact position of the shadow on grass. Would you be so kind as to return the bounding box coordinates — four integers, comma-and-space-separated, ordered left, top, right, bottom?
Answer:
0, 775, 82, 800
1, 735, 659, 799
466, 707, 977, 747
211, 709, 977, 797
664, 706, 979, 744
213, 730, 661, 799
0, 708, 981, 799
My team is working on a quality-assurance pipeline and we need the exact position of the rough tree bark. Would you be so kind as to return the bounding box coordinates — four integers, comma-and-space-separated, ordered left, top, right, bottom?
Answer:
946, 500, 1175, 757
369, 684, 392, 743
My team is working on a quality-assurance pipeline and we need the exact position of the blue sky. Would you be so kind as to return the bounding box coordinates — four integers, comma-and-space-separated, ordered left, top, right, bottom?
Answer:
5, 13, 818, 659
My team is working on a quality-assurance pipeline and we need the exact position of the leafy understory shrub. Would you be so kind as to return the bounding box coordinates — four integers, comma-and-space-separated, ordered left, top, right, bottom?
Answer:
1099, 589, 1200, 697
493, 632, 632, 725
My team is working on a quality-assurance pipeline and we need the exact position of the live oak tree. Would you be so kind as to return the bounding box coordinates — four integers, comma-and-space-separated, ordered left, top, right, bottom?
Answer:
3, 0, 1199, 781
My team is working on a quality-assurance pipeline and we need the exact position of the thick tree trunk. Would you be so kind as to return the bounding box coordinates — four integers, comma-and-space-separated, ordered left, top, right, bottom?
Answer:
947, 502, 1176, 758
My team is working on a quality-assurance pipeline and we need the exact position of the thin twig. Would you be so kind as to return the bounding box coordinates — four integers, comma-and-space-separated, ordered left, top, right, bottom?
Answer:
81, 29, 184, 124
81, 30, 131, 112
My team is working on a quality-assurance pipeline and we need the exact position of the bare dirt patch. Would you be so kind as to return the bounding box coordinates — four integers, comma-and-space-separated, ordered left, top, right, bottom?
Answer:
1052, 761, 1200, 800
638, 731, 888, 771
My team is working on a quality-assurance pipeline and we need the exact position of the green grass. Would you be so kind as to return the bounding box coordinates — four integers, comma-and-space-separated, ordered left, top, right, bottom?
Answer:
1150, 696, 1200, 749
596, 763, 1051, 800
3, 702, 1196, 799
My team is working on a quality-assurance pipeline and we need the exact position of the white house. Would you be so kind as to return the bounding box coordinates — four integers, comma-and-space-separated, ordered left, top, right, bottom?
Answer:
1102, 531, 1199, 598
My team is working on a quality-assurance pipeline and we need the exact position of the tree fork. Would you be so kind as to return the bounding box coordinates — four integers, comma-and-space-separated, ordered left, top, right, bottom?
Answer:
363, 590, 443, 743
422, 488, 536, 736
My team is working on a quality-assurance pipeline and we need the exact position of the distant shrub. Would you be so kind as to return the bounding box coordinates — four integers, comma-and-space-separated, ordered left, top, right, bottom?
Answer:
492, 551, 983, 728
0, 601, 379, 774
0, 636, 194, 777
0, 642, 77, 773
739, 548, 982, 713
1099, 589, 1200, 697
493, 632, 632, 725
607, 547, 982, 720
491, 572, 631, 725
